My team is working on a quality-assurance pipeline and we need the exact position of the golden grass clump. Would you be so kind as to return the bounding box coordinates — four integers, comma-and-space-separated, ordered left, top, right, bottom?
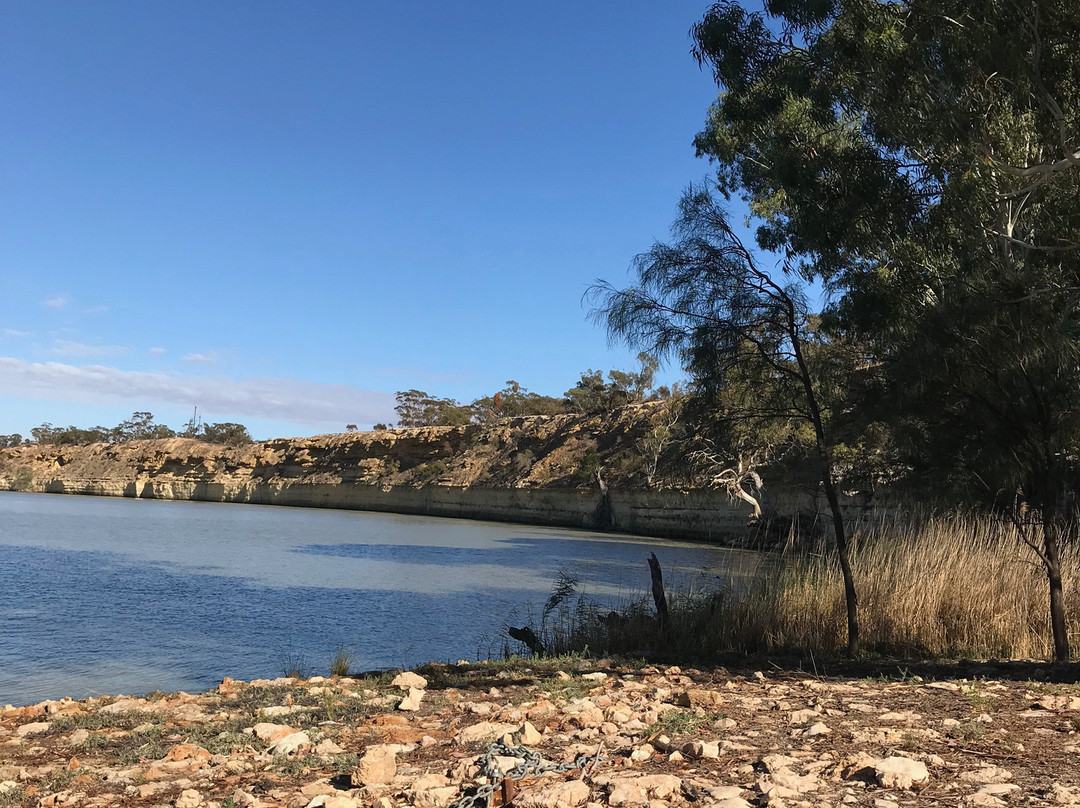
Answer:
750, 513, 1074, 660
534, 511, 1077, 661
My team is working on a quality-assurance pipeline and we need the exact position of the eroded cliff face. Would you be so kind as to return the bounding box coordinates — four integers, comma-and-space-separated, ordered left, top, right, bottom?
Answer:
0, 410, 656, 493
0, 410, 772, 541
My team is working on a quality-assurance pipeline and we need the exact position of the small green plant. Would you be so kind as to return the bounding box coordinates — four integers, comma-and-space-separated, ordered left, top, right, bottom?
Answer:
36, 769, 75, 794
897, 731, 923, 752
321, 691, 338, 722
0, 785, 27, 808
539, 676, 590, 702
512, 450, 535, 475
647, 708, 710, 738
329, 646, 354, 677
49, 710, 162, 732
75, 733, 110, 752
964, 685, 1000, 712
330, 752, 359, 775
115, 730, 169, 765
946, 720, 985, 744
271, 753, 321, 776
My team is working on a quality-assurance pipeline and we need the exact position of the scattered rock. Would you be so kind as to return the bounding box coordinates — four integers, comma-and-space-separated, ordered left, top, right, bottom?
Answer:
518, 779, 591, 808
15, 722, 50, 737
607, 780, 648, 806
457, 721, 516, 744
250, 723, 296, 743
875, 756, 930, 790
351, 744, 397, 786
976, 784, 1020, 796
413, 785, 458, 808
392, 672, 429, 691
398, 687, 425, 712
513, 721, 543, 746
267, 731, 311, 756
959, 767, 1013, 784
314, 738, 345, 755
789, 709, 819, 725
100, 698, 143, 714
175, 789, 203, 808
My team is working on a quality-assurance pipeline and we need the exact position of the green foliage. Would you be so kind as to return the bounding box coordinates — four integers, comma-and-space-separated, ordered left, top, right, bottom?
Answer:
114, 411, 175, 441
563, 354, 658, 414
690, 0, 1080, 504
24, 411, 255, 447
395, 389, 474, 427
200, 422, 253, 446
538, 676, 591, 702
0, 786, 26, 808
414, 460, 449, 483
0, 433, 23, 449
473, 380, 566, 419
690, 0, 1080, 659
579, 450, 603, 482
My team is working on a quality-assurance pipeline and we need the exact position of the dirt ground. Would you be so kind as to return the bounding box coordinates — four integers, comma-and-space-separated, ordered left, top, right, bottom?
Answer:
3, 657, 1080, 808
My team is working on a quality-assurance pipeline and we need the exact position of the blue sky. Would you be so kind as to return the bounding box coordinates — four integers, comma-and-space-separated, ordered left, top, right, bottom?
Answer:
2, 1, 737, 440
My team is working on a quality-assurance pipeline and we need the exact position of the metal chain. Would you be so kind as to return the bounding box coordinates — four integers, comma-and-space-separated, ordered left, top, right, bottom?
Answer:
447, 740, 593, 808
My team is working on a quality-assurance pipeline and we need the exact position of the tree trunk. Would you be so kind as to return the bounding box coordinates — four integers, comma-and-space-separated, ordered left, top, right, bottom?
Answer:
789, 313, 860, 656
647, 553, 669, 635
822, 472, 860, 656
593, 470, 615, 530
1043, 515, 1070, 662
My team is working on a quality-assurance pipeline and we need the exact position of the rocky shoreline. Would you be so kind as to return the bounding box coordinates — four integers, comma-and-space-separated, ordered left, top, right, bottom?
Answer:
3, 659, 1079, 808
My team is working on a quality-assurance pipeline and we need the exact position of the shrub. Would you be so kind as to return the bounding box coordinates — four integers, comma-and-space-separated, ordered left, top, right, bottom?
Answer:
414, 460, 448, 484
10, 467, 33, 491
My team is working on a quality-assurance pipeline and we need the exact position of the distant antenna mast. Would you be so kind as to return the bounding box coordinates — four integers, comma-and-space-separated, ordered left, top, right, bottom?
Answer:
184, 406, 202, 437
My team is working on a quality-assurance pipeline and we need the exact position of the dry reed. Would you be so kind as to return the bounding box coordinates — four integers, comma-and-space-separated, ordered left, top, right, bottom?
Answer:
538, 512, 1077, 661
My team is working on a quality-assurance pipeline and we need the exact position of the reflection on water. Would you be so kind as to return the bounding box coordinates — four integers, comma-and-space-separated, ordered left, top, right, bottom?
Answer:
0, 492, 759, 706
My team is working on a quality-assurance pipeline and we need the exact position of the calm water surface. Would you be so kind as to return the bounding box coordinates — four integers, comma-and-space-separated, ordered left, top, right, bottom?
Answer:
0, 492, 758, 706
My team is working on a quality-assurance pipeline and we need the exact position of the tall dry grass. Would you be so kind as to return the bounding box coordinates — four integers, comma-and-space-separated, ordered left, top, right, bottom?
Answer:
534, 512, 1078, 661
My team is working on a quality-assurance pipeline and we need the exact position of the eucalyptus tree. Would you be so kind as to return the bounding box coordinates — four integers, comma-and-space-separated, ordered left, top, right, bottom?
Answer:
690, 0, 1080, 659
590, 186, 863, 655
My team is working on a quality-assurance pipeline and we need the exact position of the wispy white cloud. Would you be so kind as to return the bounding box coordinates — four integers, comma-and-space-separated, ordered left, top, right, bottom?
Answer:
0, 357, 397, 428
182, 351, 218, 364
53, 340, 131, 358
44, 295, 69, 309
2, 329, 30, 338
83, 305, 109, 315
148, 347, 166, 356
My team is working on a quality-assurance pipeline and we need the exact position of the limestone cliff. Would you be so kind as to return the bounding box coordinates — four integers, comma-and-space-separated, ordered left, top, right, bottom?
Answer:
0, 408, 811, 542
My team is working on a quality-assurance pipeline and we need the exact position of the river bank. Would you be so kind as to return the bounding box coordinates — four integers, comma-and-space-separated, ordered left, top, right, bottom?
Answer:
0, 416, 848, 544
3, 658, 1079, 808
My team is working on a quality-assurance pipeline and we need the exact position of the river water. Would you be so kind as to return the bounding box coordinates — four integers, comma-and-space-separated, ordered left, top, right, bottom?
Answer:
0, 492, 758, 706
